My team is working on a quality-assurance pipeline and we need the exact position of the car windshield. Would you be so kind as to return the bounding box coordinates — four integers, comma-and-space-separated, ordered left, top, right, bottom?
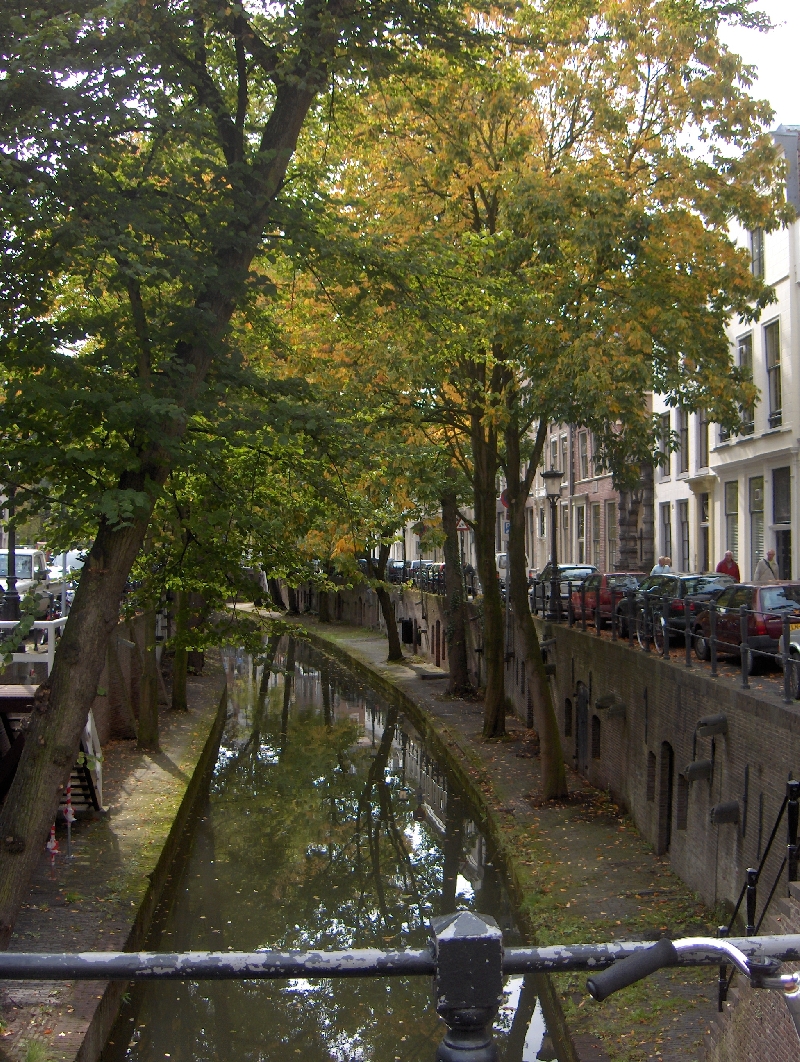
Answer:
683, 575, 734, 595
760, 586, 800, 611
608, 575, 643, 589
0, 555, 33, 579
561, 568, 595, 580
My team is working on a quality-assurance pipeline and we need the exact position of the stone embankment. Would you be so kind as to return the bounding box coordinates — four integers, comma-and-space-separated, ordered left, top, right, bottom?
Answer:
296, 618, 727, 1062
0, 655, 226, 1062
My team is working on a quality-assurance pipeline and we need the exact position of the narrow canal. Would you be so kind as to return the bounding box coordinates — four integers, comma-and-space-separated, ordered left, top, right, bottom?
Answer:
103, 638, 567, 1062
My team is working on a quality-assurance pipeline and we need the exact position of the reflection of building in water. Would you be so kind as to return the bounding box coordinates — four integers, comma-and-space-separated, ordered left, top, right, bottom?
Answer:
254, 645, 488, 888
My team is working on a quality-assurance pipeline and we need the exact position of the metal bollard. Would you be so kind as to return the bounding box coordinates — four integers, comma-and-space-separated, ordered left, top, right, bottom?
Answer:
567, 582, 574, 627
685, 598, 692, 668
784, 615, 793, 705
788, 780, 800, 886
745, 867, 758, 935
581, 581, 587, 632
595, 585, 601, 636
661, 594, 670, 660
710, 599, 718, 677
627, 588, 634, 648
611, 590, 617, 642
740, 606, 750, 689
430, 911, 503, 1062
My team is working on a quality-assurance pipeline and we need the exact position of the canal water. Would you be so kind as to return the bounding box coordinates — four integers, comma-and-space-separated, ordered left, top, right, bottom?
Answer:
103, 638, 565, 1062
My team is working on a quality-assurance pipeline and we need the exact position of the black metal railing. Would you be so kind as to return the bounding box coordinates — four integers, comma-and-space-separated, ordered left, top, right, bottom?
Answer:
4, 912, 800, 1062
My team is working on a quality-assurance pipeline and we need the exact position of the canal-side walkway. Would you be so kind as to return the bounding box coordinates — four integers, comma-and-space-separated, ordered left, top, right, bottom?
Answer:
0, 654, 226, 1062
295, 618, 722, 1062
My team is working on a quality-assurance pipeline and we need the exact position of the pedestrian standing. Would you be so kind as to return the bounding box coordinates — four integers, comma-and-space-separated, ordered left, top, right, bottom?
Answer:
651, 556, 673, 576
753, 549, 780, 584
716, 550, 740, 581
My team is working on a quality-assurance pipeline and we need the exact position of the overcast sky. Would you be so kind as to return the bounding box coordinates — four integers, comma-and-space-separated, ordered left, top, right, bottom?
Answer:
720, 0, 799, 127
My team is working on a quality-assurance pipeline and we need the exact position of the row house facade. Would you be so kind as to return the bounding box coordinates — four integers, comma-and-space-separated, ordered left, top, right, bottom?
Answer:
653, 125, 800, 580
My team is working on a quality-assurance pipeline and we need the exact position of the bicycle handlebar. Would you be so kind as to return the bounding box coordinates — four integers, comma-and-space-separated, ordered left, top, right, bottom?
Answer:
586, 937, 755, 1001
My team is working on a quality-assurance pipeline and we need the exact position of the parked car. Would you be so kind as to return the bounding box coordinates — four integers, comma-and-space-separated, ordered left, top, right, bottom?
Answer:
532, 563, 598, 612
386, 559, 407, 584
495, 552, 533, 592
693, 582, 800, 672
633, 573, 736, 649
0, 547, 52, 619
569, 571, 647, 631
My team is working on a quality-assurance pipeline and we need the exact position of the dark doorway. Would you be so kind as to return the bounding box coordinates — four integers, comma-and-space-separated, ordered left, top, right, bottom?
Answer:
435, 620, 441, 668
776, 529, 792, 580
658, 741, 674, 854
575, 684, 589, 773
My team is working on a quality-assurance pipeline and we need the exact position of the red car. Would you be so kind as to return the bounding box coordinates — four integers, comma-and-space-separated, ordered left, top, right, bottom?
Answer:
570, 572, 648, 630
693, 582, 800, 671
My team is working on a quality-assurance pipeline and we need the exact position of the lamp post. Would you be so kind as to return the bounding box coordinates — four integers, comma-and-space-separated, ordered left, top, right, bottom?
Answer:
1, 486, 20, 622
542, 469, 563, 620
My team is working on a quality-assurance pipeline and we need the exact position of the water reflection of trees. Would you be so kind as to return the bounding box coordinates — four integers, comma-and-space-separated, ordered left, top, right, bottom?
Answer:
121, 640, 546, 1062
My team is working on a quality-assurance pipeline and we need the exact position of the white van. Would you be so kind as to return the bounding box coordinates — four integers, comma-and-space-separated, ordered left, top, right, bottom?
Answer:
495, 552, 532, 591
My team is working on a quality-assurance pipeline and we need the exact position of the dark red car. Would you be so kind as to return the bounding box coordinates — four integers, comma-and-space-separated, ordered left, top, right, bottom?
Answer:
570, 572, 647, 630
693, 582, 800, 671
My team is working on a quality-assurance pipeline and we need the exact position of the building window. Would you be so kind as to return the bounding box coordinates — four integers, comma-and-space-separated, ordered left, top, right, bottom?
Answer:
591, 503, 601, 567
774, 467, 791, 580
750, 228, 765, 279
658, 412, 671, 479
699, 492, 710, 573
765, 320, 781, 428
677, 409, 689, 473
738, 333, 755, 435
606, 500, 617, 571
678, 500, 689, 573
579, 432, 589, 481
550, 436, 558, 471
660, 502, 672, 561
560, 435, 568, 482
698, 409, 709, 468
576, 504, 586, 563
539, 507, 546, 538
725, 482, 739, 561
561, 503, 569, 562
750, 475, 764, 579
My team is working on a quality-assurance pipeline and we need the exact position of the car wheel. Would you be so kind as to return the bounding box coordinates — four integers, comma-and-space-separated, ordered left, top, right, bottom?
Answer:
616, 609, 628, 637
694, 628, 710, 661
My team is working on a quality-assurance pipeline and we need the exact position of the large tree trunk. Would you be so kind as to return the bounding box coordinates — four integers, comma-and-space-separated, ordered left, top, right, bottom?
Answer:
441, 485, 472, 696
136, 608, 160, 751
505, 420, 568, 799
0, 511, 153, 947
471, 415, 505, 738
369, 542, 403, 662
171, 588, 189, 712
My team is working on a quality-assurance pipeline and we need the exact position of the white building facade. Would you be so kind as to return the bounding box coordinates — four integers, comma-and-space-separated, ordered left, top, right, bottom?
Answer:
653, 125, 800, 579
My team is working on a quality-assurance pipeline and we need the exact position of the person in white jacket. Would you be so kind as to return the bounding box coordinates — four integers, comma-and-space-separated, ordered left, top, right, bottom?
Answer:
753, 549, 780, 584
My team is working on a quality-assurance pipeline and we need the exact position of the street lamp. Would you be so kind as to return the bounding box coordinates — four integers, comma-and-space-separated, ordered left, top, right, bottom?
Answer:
541, 468, 563, 620
1, 486, 20, 622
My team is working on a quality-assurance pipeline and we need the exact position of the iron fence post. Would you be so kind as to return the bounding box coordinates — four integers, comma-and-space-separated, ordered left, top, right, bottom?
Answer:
627, 589, 634, 648
595, 585, 601, 636
662, 594, 670, 660
710, 600, 718, 677
740, 606, 750, 690
611, 590, 617, 642
644, 597, 651, 653
788, 780, 799, 887
567, 582, 574, 627
581, 581, 586, 632
685, 599, 692, 668
717, 925, 729, 1011
745, 868, 758, 935
783, 615, 792, 705
430, 911, 503, 1062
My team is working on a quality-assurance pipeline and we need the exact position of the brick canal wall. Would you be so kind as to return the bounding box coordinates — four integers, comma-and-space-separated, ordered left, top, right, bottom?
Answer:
542, 621, 800, 914
323, 584, 800, 916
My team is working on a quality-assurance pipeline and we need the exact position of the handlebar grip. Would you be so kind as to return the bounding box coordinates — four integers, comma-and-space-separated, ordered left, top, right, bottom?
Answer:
586, 938, 678, 1001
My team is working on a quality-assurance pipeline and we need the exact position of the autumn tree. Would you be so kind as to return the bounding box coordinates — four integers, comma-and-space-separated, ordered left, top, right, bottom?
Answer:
318, 0, 789, 788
